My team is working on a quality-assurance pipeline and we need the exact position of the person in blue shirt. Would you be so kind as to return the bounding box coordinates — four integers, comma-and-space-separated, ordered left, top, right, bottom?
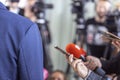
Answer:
0, 1, 43, 80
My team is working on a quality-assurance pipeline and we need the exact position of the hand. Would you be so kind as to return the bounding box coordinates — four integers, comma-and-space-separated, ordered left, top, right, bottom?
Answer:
101, 36, 111, 43
112, 40, 120, 54
67, 55, 89, 79
84, 56, 102, 70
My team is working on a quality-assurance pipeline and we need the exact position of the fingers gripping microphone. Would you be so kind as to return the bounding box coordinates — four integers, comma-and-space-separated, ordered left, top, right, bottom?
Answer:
66, 43, 106, 77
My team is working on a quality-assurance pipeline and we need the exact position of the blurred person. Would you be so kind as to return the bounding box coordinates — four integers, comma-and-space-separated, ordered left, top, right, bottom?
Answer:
85, 0, 117, 59
24, 0, 53, 73
6, 0, 24, 16
24, 0, 37, 21
0, 1, 43, 80
27, 0, 36, 6
48, 70, 67, 80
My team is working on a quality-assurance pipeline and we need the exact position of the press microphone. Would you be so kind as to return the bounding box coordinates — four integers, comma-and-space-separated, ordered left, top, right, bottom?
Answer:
66, 43, 106, 77
66, 43, 86, 61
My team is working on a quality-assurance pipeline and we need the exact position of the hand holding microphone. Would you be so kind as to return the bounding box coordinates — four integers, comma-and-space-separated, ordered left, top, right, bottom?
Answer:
66, 43, 101, 70
54, 44, 90, 79
55, 43, 106, 78
65, 43, 105, 77
68, 54, 89, 79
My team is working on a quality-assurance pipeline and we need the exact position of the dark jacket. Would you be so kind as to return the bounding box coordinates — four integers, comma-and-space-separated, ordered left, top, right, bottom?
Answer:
87, 53, 120, 80
0, 2, 43, 80
85, 18, 117, 59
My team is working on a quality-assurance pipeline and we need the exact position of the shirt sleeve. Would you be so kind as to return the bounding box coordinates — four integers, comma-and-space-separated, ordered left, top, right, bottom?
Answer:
101, 53, 120, 74
86, 72, 111, 80
117, 75, 120, 80
18, 23, 43, 80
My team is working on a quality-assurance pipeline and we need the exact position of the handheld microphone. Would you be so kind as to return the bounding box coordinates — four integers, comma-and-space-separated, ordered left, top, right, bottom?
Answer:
66, 43, 86, 62
66, 43, 106, 77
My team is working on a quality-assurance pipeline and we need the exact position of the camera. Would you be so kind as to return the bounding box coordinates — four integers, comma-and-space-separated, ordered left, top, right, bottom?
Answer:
71, 0, 83, 17
31, 1, 53, 18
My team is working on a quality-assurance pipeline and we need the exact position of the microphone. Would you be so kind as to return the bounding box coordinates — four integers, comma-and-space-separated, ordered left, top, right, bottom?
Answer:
66, 43, 106, 77
66, 43, 86, 61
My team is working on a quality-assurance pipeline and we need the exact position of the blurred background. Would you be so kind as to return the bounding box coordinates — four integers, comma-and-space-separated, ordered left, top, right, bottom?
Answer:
2, 0, 120, 80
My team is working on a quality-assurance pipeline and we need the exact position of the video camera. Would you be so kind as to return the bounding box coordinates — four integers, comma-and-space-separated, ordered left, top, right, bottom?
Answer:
71, 0, 83, 17
31, 1, 53, 18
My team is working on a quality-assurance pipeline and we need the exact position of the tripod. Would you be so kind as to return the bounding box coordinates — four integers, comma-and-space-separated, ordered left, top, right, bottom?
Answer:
32, 0, 53, 73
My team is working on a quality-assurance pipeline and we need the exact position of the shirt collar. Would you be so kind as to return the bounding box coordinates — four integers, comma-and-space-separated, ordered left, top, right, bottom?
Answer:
0, 2, 7, 10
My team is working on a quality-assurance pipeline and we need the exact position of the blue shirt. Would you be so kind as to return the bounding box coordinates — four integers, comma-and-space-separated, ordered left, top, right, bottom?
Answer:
0, 2, 43, 80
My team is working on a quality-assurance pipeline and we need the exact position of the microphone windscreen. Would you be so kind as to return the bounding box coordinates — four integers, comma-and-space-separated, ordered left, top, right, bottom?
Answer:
66, 43, 86, 58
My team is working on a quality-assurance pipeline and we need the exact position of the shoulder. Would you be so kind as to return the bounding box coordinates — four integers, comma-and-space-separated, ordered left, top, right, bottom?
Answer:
0, 10, 35, 30
0, 10, 38, 45
8, 11, 33, 25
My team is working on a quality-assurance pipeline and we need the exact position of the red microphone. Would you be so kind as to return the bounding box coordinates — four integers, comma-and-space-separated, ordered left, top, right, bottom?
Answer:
66, 43, 86, 61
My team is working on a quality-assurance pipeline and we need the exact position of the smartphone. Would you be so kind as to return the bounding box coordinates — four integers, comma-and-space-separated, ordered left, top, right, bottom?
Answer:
102, 31, 120, 41
54, 46, 77, 60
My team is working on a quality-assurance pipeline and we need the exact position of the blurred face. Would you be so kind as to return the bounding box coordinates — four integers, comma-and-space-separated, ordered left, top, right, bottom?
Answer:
28, 0, 36, 6
10, 2, 19, 8
96, 1, 110, 18
50, 72, 65, 80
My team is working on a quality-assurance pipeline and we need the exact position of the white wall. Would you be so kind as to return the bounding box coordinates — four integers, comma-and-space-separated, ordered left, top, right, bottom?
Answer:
46, 0, 75, 71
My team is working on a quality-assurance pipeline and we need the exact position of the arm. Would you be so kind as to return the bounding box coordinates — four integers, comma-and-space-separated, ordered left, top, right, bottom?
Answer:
67, 55, 111, 80
86, 72, 110, 80
18, 24, 43, 80
87, 72, 120, 80
101, 53, 120, 74
84, 54, 120, 75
